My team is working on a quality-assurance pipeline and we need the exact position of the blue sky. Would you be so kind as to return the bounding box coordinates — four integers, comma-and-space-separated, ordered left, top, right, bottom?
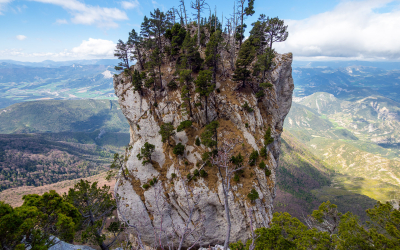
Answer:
0, 0, 399, 61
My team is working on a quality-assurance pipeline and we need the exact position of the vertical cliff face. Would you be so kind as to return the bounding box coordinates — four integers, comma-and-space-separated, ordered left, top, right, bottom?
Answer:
113, 52, 293, 247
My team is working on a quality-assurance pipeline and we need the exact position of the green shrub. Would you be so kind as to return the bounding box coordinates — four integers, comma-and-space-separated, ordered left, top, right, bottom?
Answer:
195, 137, 201, 146
184, 161, 189, 165
242, 102, 254, 113
173, 143, 185, 156
187, 173, 192, 180
265, 168, 271, 177
177, 120, 193, 132
171, 173, 177, 178
200, 169, 208, 177
142, 183, 150, 189
249, 150, 259, 166
264, 127, 274, 146
216, 88, 221, 93
202, 152, 210, 161
233, 173, 240, 182
167, 80, 178, 90
255, 90, 265, 99
195, 102, 202, 107
149, 178, 157, 186
260, 147, 267, 158
153, 102, 158, 107
137, 142, 155, 165
248, 188, 259, 201
259, 161, 266, 169
245, 123, 249, 128
229, 240, 245, 250
259, 82, 273, 89
193, 169, 200, 177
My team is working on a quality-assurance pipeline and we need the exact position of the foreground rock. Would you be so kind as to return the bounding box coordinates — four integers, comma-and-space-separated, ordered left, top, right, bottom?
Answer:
113, 53, 294, 247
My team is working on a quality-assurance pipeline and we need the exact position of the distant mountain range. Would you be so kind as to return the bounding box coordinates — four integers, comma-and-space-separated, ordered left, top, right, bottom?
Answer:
0, 59, 120, 109
0, 99, 129, 133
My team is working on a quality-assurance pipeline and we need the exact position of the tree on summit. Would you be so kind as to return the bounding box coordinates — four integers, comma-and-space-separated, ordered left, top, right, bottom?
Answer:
195, 70, 214, 123
265, 17, 288, 50
233, 39, 255, 89
237, 0, 255, 47
128, 29, 145, 70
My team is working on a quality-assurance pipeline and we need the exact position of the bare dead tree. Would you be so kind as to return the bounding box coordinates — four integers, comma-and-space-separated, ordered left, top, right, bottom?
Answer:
246, 207, 258, 250
303, 202, 341, 236
114, 179, 146, 250
225, 3, 238, 71
114, 171, 205, 250
179, 0, 188, 28
191, 0, 209, 46
172, 170, 205, 250
210, 138, 244, 250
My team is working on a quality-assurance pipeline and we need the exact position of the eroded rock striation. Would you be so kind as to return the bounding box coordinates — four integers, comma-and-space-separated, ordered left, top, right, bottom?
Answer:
113, 52, 293, 247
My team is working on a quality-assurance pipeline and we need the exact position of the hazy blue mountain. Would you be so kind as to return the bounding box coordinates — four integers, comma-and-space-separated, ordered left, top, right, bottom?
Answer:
0, 60, 120, 109
0, 99, 129, 133
292, 62, 400, 102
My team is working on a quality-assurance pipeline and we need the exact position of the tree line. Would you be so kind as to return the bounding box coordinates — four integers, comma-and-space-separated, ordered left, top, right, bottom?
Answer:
114, 0, 289, 124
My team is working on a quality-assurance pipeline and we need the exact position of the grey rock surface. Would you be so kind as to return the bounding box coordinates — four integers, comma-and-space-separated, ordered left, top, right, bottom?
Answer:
113, 53, 294, 247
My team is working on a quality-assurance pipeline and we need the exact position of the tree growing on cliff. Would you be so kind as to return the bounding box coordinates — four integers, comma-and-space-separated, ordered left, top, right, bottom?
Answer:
114, 39, 131, 72
132, 69, 147, 95
205, 30, 223, 83
159, 122, 176, 146
253, 47, 275, 83
179, 69, 194, 117
195, 70, 214, 123
137, 142, 156, 165
237, 0, 255, 47
233, 39, 256, 89
191, 0, 209, 46
66, 180, 123, 250
265, 17, 288, 50
128, 29, 145, 70
201, 120, 219, 149
0, 191, 80, 250
211, 138, 244, 250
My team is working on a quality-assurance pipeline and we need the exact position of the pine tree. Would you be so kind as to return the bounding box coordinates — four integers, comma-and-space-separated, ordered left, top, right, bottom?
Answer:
114, 39, 131, 71
132, 69, 146, 95
159, 122, 175, 146
205, 30, 223, 83
265, 16, 289, 50
179, 69, 193, 117
201, 121, 219, 148
237, 0, 255, 47
233, 39, 255, 89
149, 9, 170, 50
128, 29, 145, 70
195, 70, 214, 123
165, 23, 186, 56
180, 32, 203, 72
137, 142, 155, 165
253, 47, 275, 82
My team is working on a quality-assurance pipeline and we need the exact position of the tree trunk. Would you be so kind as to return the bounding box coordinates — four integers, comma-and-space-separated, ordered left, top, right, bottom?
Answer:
136, 44, 144, 70
158, 64, 162, 90
197, 10, 201, 46
239, 4, 244, 47
205, 96, 208, 124
222, 183, 231, 250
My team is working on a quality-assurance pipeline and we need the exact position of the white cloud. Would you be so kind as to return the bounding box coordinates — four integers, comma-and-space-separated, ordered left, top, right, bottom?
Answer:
16, 35, 27, 40
0, 0, 12, 14
0, 38, 116, 61
71, 38, 116, 58
55, 19, 68, 24
121, 0, 139, 10
30, 0, 128, 28
275, 0, 400, 60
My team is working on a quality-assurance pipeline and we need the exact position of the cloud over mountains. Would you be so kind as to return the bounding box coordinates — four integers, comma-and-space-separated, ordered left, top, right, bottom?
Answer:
275, 0, 400, 60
